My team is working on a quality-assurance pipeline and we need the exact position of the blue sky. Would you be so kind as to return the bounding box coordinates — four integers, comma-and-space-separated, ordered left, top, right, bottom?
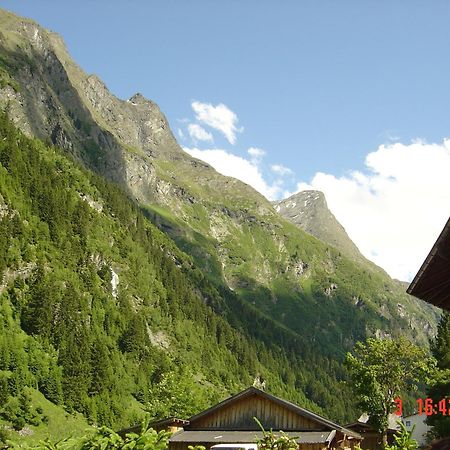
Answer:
2, 0, 450, 281
3, 0, 450, 181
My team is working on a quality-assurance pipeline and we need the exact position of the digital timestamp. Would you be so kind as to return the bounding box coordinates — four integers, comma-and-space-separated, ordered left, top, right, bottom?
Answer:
394, 397, 450, 416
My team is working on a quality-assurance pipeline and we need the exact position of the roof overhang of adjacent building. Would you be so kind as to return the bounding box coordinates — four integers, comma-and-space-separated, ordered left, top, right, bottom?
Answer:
407, 217, 450, 311
344, 422, 398, 434
117, 417, 190, 437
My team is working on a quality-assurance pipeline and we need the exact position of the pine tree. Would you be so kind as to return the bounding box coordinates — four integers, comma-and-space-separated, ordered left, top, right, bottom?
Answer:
21, 267, 54, 339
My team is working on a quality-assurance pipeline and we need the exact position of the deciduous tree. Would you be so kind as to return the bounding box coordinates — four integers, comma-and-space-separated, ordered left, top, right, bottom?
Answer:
345, 337, 433, 446
426, 312, 450, 439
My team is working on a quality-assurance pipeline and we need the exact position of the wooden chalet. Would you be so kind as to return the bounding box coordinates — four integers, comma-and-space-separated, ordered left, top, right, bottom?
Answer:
118, 417, 189, 438
344, 414, 399, 450
169, 387, 362, 450
407, 217, 450, 311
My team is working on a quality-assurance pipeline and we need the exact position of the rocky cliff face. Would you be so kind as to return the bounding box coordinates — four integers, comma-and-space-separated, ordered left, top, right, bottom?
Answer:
0, 12, 127, 185
274, 190, 367, 265
0, 9, 270, 213
0, 8, 438, 355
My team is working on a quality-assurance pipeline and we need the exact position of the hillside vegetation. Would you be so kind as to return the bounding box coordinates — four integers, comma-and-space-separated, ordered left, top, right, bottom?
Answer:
0, 7, 440, 444
0, 112, 365, 443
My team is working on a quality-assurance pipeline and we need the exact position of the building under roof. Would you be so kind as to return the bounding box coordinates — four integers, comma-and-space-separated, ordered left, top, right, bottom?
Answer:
118, 417, 189, 437
407, 217, 450, 311
168, 387, 361, 450
344, 414, 399, 450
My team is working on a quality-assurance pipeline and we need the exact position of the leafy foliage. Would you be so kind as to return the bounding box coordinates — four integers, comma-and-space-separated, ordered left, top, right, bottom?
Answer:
187, 446, 206, 450
345, 337, 433, 442
426, 312, 450, 439
254, 418, 298, 450
384, 421, 418, 450
1, 389, 44, 430
145, 371, 212, 420
5, 416, 171, 449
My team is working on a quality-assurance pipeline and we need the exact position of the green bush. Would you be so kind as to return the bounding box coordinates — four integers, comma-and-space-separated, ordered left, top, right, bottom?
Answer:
6, 416, 171, 450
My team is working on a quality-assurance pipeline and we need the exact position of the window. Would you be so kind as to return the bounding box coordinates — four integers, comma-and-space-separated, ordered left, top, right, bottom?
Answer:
406, 421, 411, 427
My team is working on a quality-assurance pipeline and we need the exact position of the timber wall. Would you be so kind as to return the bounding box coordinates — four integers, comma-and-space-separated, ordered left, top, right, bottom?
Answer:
187, 394, 321, 431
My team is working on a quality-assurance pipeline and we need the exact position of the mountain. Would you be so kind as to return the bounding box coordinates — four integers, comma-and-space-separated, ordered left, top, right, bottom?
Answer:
274, 190, 416, 293
274, 191, 366, 265
273, 190, 408, 281
0, 7, 439, 443
0, 110, 332, 441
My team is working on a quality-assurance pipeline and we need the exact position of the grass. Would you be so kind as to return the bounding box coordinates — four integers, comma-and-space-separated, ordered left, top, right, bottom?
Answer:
1, 388, 91, 446
143, 203, 181, 226
123, 143, 145, 157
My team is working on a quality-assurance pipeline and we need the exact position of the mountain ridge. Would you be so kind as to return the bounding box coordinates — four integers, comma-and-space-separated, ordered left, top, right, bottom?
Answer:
0, 5, 437, 349
0, 7, 440, 440
0, 109, 337, 438
274, 190, 395, 278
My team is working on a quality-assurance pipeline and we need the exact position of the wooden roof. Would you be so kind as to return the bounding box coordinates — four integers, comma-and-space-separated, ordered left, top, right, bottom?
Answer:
170, 430, 336, 444
118, 417, 189, 437
187, 387, 361, 440
407, 217, 450, 311
344, 422, 397, 434
345, 413, 399, 432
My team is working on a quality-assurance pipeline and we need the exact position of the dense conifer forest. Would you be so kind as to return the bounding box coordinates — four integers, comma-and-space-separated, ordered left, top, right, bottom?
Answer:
0, 111, 359, 438
0, 8, 446, 447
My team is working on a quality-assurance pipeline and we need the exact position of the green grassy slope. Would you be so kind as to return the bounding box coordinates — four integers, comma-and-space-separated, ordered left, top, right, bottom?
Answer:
0, 388, 90, 445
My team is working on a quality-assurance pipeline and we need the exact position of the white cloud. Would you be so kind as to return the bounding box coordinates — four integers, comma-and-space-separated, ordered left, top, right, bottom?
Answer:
177, 128, 185, 140
294, 140, 450, 281
183, 147, 283, 200
191, 101, 242, 144
247, 147, 266, 164
271, 164, 293, 176
248, 147, 266, 158
187, 123, 213, 143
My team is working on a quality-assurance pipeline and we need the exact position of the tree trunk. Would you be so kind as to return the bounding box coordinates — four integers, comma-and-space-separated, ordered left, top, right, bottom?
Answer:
382, 429, 388, 448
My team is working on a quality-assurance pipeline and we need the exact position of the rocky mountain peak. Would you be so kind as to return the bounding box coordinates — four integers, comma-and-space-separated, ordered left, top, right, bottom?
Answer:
0, 7, 272, 210
0, 9, 55, 57
274, 190, 365, 264
277, 190, 327, 212
128, 92, 155, 107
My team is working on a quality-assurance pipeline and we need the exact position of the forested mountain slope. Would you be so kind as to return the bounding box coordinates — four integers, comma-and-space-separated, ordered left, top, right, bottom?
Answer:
0, 111, 357, 437
0, 7, 439, 440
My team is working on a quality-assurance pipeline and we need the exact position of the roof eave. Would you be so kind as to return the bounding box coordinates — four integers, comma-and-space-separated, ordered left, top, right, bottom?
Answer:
407, 217, 450, 308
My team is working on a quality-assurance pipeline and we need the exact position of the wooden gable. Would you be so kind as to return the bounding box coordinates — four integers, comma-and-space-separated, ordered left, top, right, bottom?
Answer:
186, 387, 342, 432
